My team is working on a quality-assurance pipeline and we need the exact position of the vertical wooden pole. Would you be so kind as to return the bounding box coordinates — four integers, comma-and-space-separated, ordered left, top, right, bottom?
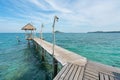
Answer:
35, 43, 38, 50
16, 36, 20, 44
32, 40, 35, 48
28, 40, 30, 48
31, 30, 32, 39
52, 16, 59, 78
40, 46, 42, 60
53, 57, 58, 77
40, 24, 44, 39
41, 47, 45, 61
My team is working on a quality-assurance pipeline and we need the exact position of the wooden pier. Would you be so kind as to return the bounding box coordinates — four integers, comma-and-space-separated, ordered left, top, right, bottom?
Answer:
54, 61, 120, 80
33, 38, 120, 80
33, 38, 87, 66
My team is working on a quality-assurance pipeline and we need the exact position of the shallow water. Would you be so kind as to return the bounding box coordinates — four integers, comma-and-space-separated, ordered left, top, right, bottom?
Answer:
0, 33, 120, 80
43, 33, 120, 67
0, 33, 51, 80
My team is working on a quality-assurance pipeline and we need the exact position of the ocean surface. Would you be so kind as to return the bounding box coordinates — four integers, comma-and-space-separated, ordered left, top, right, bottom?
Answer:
0, 33, 120, 80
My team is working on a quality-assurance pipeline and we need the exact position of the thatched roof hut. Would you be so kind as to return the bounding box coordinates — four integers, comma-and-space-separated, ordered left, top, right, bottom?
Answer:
21, 23, 36, 30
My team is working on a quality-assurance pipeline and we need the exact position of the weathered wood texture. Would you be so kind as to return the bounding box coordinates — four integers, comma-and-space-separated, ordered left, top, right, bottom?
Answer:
53, 63, 85, 80
54, 63, 120, 80
84, 61, 120, 80
33, 38, 120, 80
33, 38, 87, 66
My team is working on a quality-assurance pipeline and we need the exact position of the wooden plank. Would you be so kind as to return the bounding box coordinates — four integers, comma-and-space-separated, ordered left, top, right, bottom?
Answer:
86, 62, 120, 78
86, 65, 108, 73
78, 67, 85, 80
84, 72, 98, 80
104, 74, 109, 80
69, 65, 79, 80
99, 73, 104, 80
83, 78, 91, 80
73, 66, 82, 80
88, 61, 120, 73
33, 38, 120, 80
58, 63, 72, 80
109, 76, 114, 80
85, 69, 99, 77
64, 64, 75, 80
53, 64, 69, 80
33, 38, 87, 66
84, 76, 98, 80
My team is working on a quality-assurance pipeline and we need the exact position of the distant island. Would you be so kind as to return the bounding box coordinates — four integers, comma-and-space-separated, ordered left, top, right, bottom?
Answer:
55, 31, 63, 33
88, 31, 120, 33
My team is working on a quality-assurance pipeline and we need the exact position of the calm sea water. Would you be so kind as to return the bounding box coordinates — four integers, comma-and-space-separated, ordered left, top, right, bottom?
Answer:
0, 33, 120, 80
44, 33, 120, 67
0, 33, 51, 80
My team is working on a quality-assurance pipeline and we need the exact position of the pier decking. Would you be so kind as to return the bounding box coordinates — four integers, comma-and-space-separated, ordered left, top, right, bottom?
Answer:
54, 62, 120, 80
33, 38, 87, 66
33, 38, 120, 80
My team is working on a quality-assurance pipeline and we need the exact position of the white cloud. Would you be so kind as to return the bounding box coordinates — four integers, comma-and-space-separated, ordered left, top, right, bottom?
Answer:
44, 0, 72, 13
0, 0, 120, 32
57, 0, 120, 27
29, 0, 44, 8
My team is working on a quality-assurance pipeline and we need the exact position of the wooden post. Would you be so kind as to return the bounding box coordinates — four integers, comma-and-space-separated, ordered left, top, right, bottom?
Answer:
53, 57, 58, 77
31, 30, 32, 39
52, 16, 59, 78
40, 24, 44, 39
28, 40, 30, 47
32, 40, 35, 47
41, 47, 45, 61
35, 43, 38, 50
16, 36, 20, 44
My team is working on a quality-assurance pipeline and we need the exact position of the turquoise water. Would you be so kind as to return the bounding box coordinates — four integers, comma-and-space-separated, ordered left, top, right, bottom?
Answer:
0, 33, 51, 80
43, 33, 120, 67
0, 33, 120, 80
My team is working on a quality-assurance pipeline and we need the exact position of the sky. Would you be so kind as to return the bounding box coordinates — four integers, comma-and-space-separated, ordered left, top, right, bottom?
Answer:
0, 0, 120, 33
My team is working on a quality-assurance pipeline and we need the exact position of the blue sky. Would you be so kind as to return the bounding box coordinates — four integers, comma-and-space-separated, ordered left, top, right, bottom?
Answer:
0, 0, 120, 33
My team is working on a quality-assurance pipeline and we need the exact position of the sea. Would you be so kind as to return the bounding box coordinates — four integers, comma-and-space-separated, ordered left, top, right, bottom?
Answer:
0, 33, 120, 80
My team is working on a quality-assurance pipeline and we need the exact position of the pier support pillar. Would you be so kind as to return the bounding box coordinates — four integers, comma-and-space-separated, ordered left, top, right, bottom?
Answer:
35, 43, 38, 50
41, 48, 45, 61
32, 41, 36, 48
28, 40, 30, 47
53, 57, 58, 78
